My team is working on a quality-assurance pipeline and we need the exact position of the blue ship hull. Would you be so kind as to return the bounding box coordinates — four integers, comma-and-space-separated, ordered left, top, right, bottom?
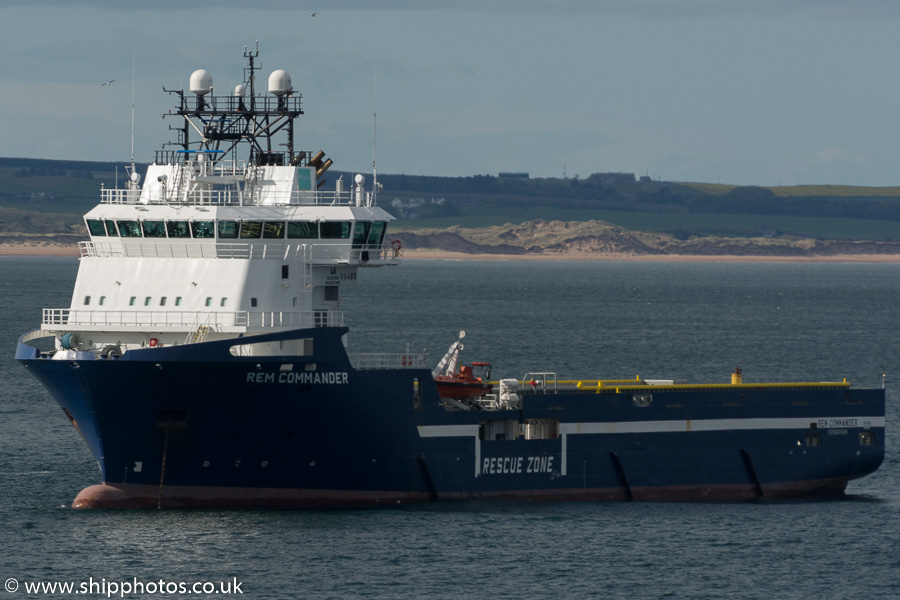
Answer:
17, 327, 885, 508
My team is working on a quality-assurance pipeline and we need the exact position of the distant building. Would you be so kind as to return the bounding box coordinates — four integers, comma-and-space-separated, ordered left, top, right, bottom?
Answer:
588, 172, 636, 185
391, 197, 425, 208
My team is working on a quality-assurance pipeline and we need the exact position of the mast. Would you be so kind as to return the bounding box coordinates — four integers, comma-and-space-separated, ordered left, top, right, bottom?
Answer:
126, 49, 140, 190
372, 55, 378, 204
159, 43, 304, 168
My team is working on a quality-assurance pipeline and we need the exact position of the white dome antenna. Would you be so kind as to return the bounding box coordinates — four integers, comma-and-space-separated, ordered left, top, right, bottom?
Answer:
268, 70, 293, 96
189, 69, 213, 111
190, 69, 213, 95
268, 70, 293, 110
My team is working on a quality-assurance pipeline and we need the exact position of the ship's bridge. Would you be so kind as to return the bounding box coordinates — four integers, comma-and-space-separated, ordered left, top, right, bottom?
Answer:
80, 201, 400, 266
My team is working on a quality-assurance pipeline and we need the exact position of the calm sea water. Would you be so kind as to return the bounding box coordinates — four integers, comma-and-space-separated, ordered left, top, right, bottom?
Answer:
2, 256, 899, 600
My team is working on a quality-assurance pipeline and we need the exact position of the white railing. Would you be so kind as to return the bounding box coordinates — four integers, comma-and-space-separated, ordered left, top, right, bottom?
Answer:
42, 309, 344, 330
353, 353, 426, 369
100, 187, 370, 207
78, 241, 400, 264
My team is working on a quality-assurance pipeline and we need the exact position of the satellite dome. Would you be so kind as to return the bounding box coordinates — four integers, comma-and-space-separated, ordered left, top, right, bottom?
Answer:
234, 84, 245, 97
268, 70, 293, 96
189, 69, 213, 96
354, 174, 365, 186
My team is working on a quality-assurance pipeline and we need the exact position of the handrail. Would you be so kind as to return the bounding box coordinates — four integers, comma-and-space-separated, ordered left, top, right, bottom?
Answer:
100, 187, 366, 207
41, 309, 344, 329
78, 241, 400, 264
353, 353, 425, 369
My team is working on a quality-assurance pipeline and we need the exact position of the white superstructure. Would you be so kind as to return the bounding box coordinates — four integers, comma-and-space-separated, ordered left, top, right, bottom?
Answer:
40, 47, 400, 356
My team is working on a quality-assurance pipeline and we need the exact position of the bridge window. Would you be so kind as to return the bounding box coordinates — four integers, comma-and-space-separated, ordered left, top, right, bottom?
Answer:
250, 297, 258, 308
87, 219, 106, 236
367, 222, 387, 246
352, 222, 371, 246
160, 297, 167, 306
263, 222, 285, 239
104, 220, 119, 236
116, 220, 142, 237
175, 297, 182, 306
205, 297, 212, 307
191, 221, 214, 238
320, 221, 351, 239
83, 296, 91, 305
144, 296, 152, 306
220, 297, 228, 307
239, 221, 262, 239
129, 296, 136, 306
99, 296, 106, 306
217, 220, 239, 239
141, 221, 166, 238
287, 221, 317, 239
166, 221, 191, 238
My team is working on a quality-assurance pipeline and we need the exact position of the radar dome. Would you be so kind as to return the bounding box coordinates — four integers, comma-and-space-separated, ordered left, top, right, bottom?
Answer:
268, 70, 293, 96
190, 69, 213, 96
354, 174, 365, 186
234, 84, 245, 97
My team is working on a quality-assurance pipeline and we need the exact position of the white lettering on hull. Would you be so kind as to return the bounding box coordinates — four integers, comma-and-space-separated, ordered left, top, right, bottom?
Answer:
480, 455, 556, 475
246, 371, 349, 385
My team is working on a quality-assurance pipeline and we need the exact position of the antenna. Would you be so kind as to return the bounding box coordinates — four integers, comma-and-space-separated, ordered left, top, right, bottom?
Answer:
130, 49, 135, 174
372, 55, 378, 204
126, 49, 141, 190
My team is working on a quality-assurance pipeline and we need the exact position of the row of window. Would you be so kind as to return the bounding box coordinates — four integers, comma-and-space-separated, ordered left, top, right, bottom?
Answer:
83, 295, 277, 308
82, 267, 295, 308
85, 295, 235, 307
86, 219, 387, 246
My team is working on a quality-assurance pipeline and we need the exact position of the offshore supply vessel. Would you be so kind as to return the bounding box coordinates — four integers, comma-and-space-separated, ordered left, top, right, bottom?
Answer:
16, 48, 885, 508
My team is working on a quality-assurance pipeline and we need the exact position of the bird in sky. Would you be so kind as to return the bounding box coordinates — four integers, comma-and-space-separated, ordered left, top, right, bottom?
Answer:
310, 12, 317, 17
101, 80, 115, 86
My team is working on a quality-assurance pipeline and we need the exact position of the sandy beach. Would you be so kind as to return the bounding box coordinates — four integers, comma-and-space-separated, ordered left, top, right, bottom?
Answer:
0, 243, 79, 257
3, 242, 900, 263
398, 249, 900, 263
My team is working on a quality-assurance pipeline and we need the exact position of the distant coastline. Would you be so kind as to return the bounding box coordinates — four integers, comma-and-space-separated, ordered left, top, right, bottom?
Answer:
4, 218, 900, 262
3, 242, 900, 263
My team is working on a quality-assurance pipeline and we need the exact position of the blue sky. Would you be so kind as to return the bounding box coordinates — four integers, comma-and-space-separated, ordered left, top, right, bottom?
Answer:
3, 1, 900, 186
